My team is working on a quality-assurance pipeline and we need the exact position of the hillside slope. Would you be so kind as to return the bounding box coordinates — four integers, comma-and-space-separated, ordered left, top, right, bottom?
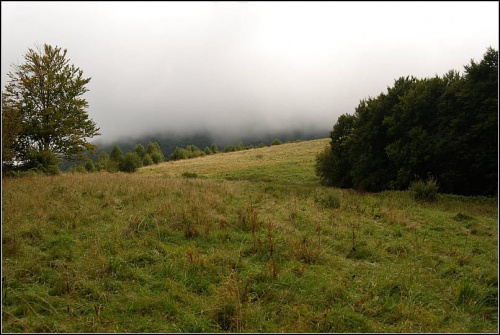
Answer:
139, 138, 330, 183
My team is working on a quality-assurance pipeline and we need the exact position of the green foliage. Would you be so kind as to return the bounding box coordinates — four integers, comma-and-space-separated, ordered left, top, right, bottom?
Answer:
188, 145, 203, 158
224, 145, 238, 153
80, 142, 165, 174
168, 145, 204, 161
1, 95, 24, 173
204, 146, 213, 155
150, 150, 164, 164
315, 114, 356, 188
409, 178, 439, 202
142, 153, 153, 166
134, 144, 146, 158
317, 47, 498, 195
147, 141, 164, 163
24, 150, 60, 175
271, 138, 282, 146
315, 154, 330, 185
211, 143, 219, 153
119, 152, 142, 173
85, 160, 96, 172
110, 145, 124, 163
1, 44, 100, 172
186, 145, 204, 157
146, 141, 161, 154
223, 141, 253, 153
169, 147, 189, 161
68, 163, 87, 174
181, 172, 198, 179
95, 151, 116, 172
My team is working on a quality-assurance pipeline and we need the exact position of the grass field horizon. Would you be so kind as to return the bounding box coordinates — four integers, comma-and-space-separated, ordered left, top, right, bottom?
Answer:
2, 138, 498, 333
139, 138, 329, 184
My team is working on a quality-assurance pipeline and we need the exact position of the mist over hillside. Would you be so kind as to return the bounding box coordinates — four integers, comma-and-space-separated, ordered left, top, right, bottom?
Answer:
90, 124, 331, 159
59, 112, 332, 170
55, 123, 332, 170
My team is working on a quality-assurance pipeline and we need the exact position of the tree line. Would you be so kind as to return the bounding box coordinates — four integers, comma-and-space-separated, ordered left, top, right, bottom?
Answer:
69, 138, 285, 173
69, 138, 294, 175
316, 47, 498, 196
168, 138, 282, 161
70, 141, 165, 173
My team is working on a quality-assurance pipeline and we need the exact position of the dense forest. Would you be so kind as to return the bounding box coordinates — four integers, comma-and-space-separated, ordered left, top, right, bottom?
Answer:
316, 47, 498, 196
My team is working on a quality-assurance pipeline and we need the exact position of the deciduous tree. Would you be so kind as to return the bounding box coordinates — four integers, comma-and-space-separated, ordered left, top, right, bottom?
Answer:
2, 44, 100, 172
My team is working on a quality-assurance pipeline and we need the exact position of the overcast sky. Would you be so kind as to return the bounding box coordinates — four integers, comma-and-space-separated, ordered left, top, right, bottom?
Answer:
1, 1, 498, 142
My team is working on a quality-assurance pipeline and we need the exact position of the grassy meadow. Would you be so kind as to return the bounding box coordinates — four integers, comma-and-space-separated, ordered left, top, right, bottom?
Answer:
2, 139, 498, 333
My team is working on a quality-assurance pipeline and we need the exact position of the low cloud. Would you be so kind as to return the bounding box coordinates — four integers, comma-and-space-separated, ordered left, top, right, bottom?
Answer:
2, 2, 498, 143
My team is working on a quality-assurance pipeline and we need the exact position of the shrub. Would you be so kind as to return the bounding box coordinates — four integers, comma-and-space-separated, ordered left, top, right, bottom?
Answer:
150, 150, 164, 164
134, 144, 146, 158
25, 150, 60, 175
409, 178, 439, 202
95, 152, 107, 171
271, 138, 282, 146
224, 145, 237, 153
85, 160, 96, 172
94, 162, 104, 171
142, 153, 154, 166
147, 142, 165, 163
119, 152, 142, 172
110, 145, 124, 163
169, 145, 206, 161
315, 146, 336, 186
169, 147, 188, 161
210, 143, 219, 154
96, 151, 117, 172
146, 141, 161, 154
186, 145, 203, 156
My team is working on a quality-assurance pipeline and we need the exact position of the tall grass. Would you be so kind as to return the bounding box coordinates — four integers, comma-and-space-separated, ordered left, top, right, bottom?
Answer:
2, 140, 498, 333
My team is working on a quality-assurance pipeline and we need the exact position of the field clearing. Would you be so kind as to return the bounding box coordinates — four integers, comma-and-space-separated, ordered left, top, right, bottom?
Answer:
138, 138, 330, 183
2, 138, 498, 333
